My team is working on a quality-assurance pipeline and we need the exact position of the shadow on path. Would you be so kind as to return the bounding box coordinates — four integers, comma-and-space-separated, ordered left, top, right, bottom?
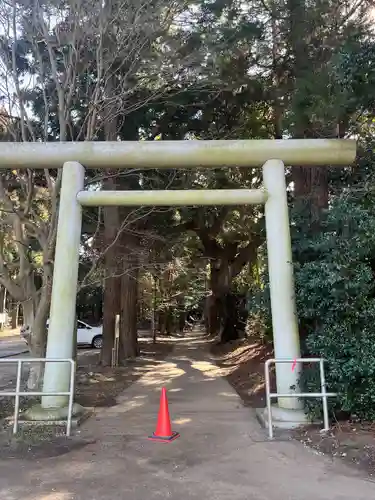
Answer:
0, 331, 374, 500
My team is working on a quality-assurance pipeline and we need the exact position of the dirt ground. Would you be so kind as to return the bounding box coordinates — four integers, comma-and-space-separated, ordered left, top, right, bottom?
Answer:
211, 336, 375, 478
0, 327, 21, 338
75, 338, 172, 408
2, 332, 374, 479
0, 336, 172, 459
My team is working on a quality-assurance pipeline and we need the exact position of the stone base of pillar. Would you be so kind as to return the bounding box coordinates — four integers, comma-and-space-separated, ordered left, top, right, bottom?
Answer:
256, 404, 310, 431
6, 403, 91, 434
22, 402, 85, 422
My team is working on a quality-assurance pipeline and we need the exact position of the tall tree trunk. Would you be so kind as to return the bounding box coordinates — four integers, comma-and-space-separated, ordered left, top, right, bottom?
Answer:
152, 275, 157, 343
22, 298, 35, 336
0, 286, 5, 330
22, 287, 50, 389
206, 294, 221, 335
119, 249, 139, 360
159, 311, 166, 335
178, 308, 186, 333
28, 314, 48, 390
100, 73, 120, 366
288, 0, 329, 221
11, 302, 19, 329
207, 261, 226, 335
0, 286, 4, 313
271, 0, 283, 139
165, 308, 173, 335
293, 166, 329, 223
207, 263, 219, 335
101, 200, 120, 366
221, 293, 240, 343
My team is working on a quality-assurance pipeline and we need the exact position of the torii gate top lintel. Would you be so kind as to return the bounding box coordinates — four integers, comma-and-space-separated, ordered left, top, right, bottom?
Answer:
0, 139, 356, 169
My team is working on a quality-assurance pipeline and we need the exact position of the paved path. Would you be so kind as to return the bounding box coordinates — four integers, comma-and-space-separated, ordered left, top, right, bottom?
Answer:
0, 335, 28, 358
0, 336, 29, 391
0, 333, 374, 500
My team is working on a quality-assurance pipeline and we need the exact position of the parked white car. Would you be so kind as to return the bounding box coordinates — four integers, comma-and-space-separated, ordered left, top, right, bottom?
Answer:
75, 320, 103, 349
21, 319, 103, 349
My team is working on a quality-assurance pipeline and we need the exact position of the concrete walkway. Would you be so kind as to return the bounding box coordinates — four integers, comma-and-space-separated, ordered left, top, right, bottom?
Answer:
0, 333, 374, 500
0, 335, 28, 358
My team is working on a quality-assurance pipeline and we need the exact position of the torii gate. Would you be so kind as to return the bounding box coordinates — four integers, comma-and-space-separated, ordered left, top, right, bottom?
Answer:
0, 139, 356, 427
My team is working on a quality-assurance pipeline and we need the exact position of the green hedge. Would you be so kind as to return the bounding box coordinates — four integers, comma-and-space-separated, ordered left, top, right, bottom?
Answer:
293, 165, 375, 420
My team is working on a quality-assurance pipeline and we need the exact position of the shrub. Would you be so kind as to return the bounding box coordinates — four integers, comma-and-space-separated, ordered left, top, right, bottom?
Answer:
294, 183, 375, 420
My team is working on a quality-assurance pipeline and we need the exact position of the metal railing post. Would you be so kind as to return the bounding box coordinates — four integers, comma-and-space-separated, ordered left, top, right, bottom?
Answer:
264, 358, 337, 440
319, 358, 329, 432
0, 358, 75, 436
67, 360, 76, 437
265, 359, 274, 439
13, 360, 22, 434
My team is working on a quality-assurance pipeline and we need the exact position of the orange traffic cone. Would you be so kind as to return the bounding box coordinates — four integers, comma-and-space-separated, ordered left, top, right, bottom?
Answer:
148, 387, 180, 443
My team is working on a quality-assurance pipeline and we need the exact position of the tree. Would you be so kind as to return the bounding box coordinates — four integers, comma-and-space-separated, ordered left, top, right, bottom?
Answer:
0, 0, 195, 382
138, 83, 268, 340
245, 0, 375, 420
294, 145, 375, 421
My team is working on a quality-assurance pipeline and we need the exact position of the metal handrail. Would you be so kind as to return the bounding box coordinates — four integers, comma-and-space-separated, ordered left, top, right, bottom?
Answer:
0, 358, 75, 436
265, 358, 337, 439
